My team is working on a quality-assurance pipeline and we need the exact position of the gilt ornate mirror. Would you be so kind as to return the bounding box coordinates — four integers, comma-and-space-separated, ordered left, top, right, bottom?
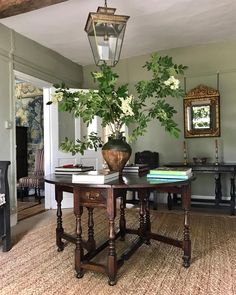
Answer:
184, 84, 220, 138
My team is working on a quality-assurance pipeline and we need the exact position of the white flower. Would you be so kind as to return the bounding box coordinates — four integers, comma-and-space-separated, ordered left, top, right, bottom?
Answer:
164, 76, 180, 90
51, 91, 64, 103
119, 95, 134, 116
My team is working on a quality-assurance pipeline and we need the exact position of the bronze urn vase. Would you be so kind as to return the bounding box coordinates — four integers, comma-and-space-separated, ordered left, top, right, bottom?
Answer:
102, 134, 132, 174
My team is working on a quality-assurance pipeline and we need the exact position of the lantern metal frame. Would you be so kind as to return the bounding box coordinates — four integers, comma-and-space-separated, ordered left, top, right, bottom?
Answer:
84, 1, 130, 67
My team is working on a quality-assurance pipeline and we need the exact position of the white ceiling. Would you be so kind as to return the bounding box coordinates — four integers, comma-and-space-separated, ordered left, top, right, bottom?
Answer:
1, 0, 236, 66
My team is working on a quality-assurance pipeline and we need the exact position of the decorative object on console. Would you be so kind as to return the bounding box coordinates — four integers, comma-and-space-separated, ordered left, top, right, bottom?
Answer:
48, 54, 187, 172
192, 157, 208, 165
184, 84, 220, 138
84, 0, 130, 67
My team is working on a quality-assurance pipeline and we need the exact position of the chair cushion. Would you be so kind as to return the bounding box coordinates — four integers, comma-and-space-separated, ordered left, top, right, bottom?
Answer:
18, 175, 44, 189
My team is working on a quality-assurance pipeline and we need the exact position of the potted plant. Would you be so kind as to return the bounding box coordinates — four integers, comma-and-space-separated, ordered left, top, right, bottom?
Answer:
48, 53, 187, 172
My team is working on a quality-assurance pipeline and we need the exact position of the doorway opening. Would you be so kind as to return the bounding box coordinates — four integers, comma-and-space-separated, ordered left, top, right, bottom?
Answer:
14, 71, 51, 221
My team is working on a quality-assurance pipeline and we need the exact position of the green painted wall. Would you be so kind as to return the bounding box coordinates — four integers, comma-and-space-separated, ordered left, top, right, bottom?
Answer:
0, 23, 83, 220
83, 40, 236, 199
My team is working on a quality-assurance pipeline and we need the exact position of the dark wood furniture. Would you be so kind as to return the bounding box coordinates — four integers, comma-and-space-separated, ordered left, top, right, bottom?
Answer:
18, 148, 44, 203
0, 161, 11, 252
127, 150, 159, 209
45, 173, 193, 285
166, 162, 236, 215
16, 126, 28, 180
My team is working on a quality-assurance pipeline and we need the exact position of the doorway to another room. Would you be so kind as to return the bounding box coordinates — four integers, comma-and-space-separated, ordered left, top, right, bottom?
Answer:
15, 75, 46, 221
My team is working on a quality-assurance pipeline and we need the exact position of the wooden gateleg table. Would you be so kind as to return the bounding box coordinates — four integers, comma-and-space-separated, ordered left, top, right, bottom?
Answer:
45, 174, 193, 285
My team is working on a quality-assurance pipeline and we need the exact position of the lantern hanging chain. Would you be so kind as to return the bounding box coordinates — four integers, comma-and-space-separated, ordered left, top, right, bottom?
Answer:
105, 0, 107, 8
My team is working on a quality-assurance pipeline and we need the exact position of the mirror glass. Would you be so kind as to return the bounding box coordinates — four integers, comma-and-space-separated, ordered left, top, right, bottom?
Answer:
184, 85, 220, 138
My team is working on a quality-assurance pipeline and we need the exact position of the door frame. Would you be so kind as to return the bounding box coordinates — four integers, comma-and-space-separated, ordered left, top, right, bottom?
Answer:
14, 70, 52, 212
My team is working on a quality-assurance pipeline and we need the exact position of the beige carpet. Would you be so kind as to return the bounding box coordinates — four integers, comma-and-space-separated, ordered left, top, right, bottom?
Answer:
0, 209, 236, 295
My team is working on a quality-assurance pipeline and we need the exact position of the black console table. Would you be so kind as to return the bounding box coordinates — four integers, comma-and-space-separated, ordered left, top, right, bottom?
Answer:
166, 162, 236, 215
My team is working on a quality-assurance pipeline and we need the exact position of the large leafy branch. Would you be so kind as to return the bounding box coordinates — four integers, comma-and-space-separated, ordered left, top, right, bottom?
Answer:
48, 53, 188, 155
130, 53, 187, 140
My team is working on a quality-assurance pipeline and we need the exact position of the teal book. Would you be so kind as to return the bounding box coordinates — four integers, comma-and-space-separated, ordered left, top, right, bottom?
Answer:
147, 178, 186, 184
147, 173, 192, 179
149, 167, 192, 176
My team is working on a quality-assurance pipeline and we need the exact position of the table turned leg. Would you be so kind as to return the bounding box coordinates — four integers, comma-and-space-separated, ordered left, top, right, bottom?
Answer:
230, 176, 235, 216
183, 209, 191, 268
87, 207, 96, 251
181, 185, 191, 268
107, 218, 117, 286
75, 206, 84, 279
119, 193, 126, 241
55, 187, 64, 252
167, 192, 173, 210
138, 190, 146, 239
138, 190, 147, 239
145, 190, 151, 244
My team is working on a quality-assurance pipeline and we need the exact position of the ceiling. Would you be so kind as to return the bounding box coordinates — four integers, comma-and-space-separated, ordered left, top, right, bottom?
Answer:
1, 0, 236, 66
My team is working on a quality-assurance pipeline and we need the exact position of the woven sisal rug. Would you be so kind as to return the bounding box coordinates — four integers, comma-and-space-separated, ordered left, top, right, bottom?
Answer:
0, 209, 235, 295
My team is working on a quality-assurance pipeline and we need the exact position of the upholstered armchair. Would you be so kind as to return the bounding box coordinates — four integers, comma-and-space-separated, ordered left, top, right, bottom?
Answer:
18, 148, 44, 203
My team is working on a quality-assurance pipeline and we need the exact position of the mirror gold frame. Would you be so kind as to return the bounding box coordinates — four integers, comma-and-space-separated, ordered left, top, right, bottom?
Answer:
184, 84, 220, 138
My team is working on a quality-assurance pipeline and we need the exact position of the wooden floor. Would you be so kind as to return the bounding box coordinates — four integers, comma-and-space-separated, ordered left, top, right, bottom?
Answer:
17, 197, 47, 221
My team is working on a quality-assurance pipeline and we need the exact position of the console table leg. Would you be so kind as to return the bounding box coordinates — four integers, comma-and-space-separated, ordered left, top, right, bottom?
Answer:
215, 173, 222, 207
119, 193, 126, 241
167, 192, 173, 210
145, 191, 151, 244
75, 206, 84, 279
56, 187, 64, 252
182, 209, 191, 268
181, 185, 191, 268
107, 218, 117, 286
138, 190, 145, 238
230, 176, 235, 216
152, 190, 158, 210
87, 207, 96, 251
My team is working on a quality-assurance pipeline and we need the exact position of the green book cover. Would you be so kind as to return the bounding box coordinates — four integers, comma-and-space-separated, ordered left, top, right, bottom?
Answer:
149, 167, 192, 176
147, 173, 191, 179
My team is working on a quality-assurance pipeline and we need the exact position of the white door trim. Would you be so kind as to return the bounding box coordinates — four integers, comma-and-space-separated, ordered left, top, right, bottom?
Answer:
14, 70, 52, 211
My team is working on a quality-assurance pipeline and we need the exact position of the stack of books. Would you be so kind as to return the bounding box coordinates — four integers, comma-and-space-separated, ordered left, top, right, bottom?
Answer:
122, 164, 150, 174
147, 167, 193, 183
55, 164, 94, 175
72, 170, 119, 184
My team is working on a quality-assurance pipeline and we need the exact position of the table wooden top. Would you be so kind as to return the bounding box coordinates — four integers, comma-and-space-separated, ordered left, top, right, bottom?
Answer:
45, 173, 193, 189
